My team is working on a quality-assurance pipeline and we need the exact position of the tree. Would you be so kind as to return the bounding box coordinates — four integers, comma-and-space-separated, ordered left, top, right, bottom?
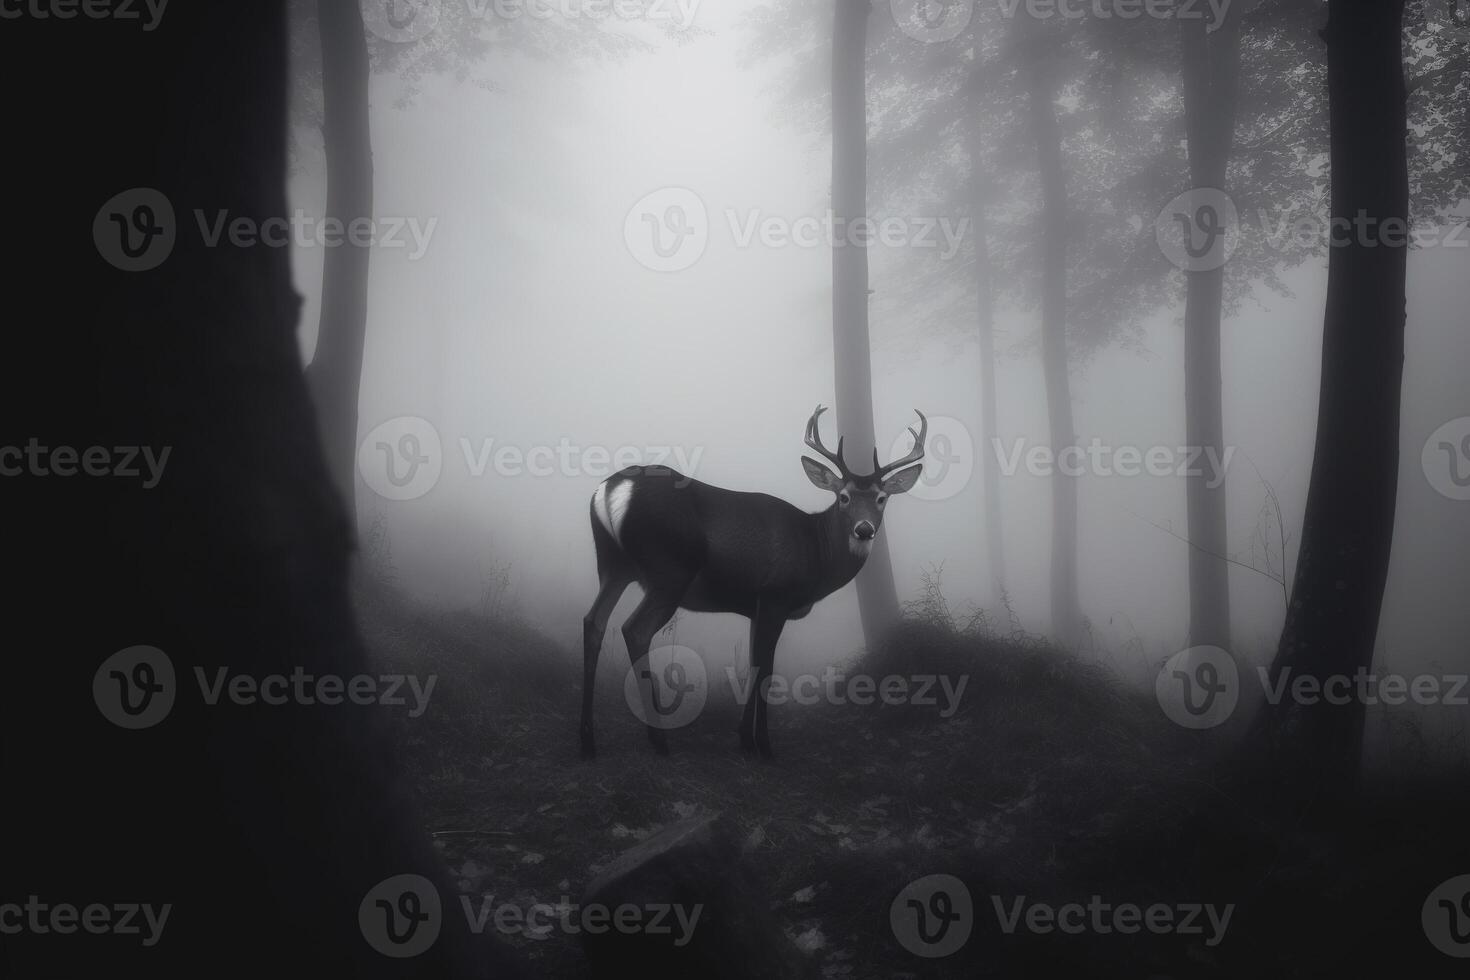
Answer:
306, 0, 375, 510
1018, 16, 1083, 647
833, 0, 903, 641
1178, 4, 1242, 653
1, 4, 524, 975
1262, 0, 1411, 815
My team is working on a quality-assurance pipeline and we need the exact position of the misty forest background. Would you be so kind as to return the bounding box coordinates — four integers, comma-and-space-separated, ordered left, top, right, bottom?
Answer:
292, 0, 1468, 777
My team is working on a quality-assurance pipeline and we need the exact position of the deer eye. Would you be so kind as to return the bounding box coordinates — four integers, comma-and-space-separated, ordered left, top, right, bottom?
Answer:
838, 490, 850, 506
877, 494, 888, 506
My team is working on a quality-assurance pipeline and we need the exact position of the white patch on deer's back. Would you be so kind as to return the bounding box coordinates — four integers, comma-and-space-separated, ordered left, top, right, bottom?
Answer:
593, 478, 634, 546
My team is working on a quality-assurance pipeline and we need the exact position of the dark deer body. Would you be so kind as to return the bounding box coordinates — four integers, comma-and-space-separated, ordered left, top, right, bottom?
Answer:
580, 407, 926, 759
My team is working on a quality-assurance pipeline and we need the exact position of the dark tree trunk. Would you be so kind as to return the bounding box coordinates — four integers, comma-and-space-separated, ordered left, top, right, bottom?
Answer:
0, 4, 520, 976
1264, 0, 1409, 816
306, 0, 375, 517
1024, 46, 1081, 648
1180, 7, 1242, 653
832, 0, 901, 642
968, 115, 1006, 606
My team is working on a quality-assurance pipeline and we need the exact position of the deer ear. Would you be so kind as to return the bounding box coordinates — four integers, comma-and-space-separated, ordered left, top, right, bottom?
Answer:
801, 456, 842, 492
880, 463, 923, 495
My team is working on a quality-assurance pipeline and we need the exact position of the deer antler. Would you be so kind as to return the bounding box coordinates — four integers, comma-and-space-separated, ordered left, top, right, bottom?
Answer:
803, 405, 849, 477
874, 410, 928, 480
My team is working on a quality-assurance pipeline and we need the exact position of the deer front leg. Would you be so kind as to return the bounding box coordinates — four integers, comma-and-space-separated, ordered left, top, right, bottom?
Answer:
739, 599, 787, 760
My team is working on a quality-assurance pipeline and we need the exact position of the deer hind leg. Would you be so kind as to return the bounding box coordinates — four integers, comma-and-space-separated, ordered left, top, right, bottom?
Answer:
620, 576, 692, 756
581, 571, 632, 759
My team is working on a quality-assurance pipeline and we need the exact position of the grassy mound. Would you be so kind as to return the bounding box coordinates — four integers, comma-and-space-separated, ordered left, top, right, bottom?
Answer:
353, 577, 1470, 978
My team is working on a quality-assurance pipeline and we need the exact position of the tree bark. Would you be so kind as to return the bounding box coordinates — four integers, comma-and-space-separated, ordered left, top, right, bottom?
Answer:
306, 0, 375, 518
0, 4, 520, 975
1264, 0, 1409, 816
1180, 6, 1242, 653
1024, 44, 1082, 648
832, 0, 901, 642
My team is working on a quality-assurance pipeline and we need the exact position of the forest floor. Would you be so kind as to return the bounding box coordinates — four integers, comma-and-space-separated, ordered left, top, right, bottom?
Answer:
357, 575, 1470, 979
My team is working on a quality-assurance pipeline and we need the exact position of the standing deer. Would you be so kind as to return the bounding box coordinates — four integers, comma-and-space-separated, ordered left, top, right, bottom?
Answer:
579, 405, 927, 760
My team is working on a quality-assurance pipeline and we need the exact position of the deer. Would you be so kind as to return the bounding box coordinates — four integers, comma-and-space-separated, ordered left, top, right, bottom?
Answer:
579, 405, 927, 760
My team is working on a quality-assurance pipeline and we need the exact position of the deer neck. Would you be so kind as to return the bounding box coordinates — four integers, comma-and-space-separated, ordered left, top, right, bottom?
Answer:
808, 503, 870, 599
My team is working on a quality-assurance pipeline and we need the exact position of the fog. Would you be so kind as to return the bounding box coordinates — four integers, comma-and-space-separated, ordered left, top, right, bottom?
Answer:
288, 1, 1469, 759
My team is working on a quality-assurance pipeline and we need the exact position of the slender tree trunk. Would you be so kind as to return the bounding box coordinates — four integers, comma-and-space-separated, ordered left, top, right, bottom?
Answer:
967, 114, 1006, 607
1024, 46, 1081, 647
1180, 8, 1242, 653
1, 4, 521, 975
1264, 0, 1409, 816
832, 0, 901, 642
307, 0, 375, 517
